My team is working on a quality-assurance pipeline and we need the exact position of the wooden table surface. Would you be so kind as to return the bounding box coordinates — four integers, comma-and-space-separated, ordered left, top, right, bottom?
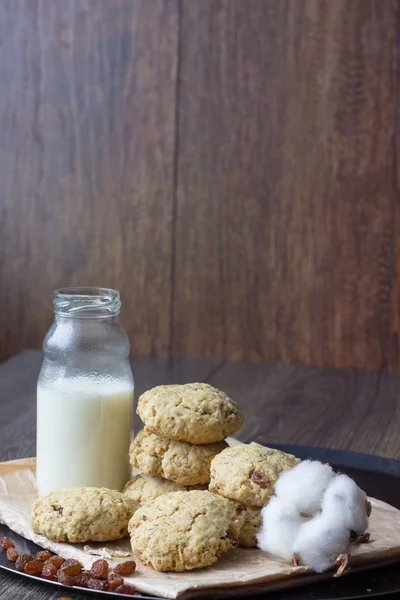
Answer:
1, 350, 400, 599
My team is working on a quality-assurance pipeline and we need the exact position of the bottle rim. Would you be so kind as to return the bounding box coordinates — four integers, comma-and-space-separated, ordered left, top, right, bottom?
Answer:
54, 287, 121, 318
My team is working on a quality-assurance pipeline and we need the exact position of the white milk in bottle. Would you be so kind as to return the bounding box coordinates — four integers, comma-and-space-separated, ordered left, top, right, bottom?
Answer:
36, 288, 134, 495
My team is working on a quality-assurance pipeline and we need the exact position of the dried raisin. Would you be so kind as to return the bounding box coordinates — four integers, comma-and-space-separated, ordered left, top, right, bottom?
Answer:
108, 573, 124, 590
87, 577, 109, 591
36, 550, 52, 561
45, 555, 64, 568
59, 558, 82, 576
24, 560, 44, 575
0, 537, 15, 550
114, 583, 137, 595
90, 558, 109, 579
15, 554, 33, 571
6, 547, 18, 562
251, 470, 270, 489
41, 562, 57, 580
113, 560, 136, 576
57, 570, 75, 586
73, 572, 90, 588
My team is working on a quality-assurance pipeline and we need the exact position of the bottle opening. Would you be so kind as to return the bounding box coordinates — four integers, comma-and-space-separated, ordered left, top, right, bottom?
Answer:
54, 287, 121, 318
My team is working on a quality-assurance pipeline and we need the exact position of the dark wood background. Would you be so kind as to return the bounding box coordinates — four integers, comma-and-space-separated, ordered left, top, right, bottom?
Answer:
0, 0, 399, 370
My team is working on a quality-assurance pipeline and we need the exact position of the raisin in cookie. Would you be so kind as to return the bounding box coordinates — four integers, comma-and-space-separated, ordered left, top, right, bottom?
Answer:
129, 429, 227, 485
129, 490, 238, 571
209, 445, 300, 507
137, 383, 244, 444
230, 502, 262, 547
32, 488, 134, 543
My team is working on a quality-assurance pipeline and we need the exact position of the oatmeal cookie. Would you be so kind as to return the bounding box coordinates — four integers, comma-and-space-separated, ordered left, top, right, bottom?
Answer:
123, 473, 206, 509
129, 429, 227, 485
137, 383, 244, 444
129, 490, 237, 571
32, 488, 133, 543
209, 445, 300, 507
229, 502, 262, 547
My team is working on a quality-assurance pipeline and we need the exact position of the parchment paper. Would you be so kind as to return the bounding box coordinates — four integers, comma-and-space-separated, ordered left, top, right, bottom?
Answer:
1, 457, 400, 599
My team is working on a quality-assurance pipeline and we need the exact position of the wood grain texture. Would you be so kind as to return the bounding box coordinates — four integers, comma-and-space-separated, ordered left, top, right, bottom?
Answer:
1, 350, 399, 462
0, 0, 399, 370
0, 0, 178, 361
173, 0, 398, 369
390, 0, 400, 370
208, 362, 400, 460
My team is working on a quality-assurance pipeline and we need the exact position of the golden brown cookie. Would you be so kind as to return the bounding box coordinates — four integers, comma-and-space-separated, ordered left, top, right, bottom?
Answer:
230, 502, 262, 547
137, 383, 244, 444
32, 488, 134, 543
128, 490, 238, 571
123, 473, 207, 509
209, 444, 300, 507
129, 429, 227, 485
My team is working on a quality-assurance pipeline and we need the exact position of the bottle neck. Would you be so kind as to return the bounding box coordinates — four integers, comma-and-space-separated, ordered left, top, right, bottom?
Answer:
54, 313, 119, 324
54, 287, 121, 319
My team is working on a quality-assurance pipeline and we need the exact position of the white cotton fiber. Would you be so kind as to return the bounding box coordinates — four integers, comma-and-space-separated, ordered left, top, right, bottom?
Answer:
322, 473, 369, 535
293, 512, 350, 573
293, 473, 370, 573
274, 460, 335, 515
259, 462, 370, 573
257, 496, 307, 560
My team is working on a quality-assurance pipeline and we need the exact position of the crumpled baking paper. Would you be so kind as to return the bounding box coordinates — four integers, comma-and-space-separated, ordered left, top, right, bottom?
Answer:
1, 456, 400, 599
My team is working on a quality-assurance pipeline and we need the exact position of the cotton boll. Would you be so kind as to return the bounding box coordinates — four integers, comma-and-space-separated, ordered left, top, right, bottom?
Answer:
274, 460, 335, 515
293, 474, 370, 574
323, 474, 369, 535
293, 513, 350, 573
257, 496, 307, 560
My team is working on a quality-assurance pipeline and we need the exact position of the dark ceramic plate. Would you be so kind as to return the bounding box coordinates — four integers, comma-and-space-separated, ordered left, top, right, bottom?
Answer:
1, 444, 400, 600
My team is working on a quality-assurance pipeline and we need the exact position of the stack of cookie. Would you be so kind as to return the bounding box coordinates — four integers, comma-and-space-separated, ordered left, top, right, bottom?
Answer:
209, 443, 301, 547
124, 383, 244, 513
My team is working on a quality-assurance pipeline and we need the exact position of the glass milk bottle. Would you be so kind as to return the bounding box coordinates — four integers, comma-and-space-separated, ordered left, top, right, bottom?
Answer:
36, 287, 134, 495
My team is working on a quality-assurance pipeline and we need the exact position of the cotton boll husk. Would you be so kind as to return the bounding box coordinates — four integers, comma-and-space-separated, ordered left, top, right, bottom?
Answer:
274, 460, 335, 515
257, 496, 307, 560
323, 474, 369, 535
293, 513, 350, 573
